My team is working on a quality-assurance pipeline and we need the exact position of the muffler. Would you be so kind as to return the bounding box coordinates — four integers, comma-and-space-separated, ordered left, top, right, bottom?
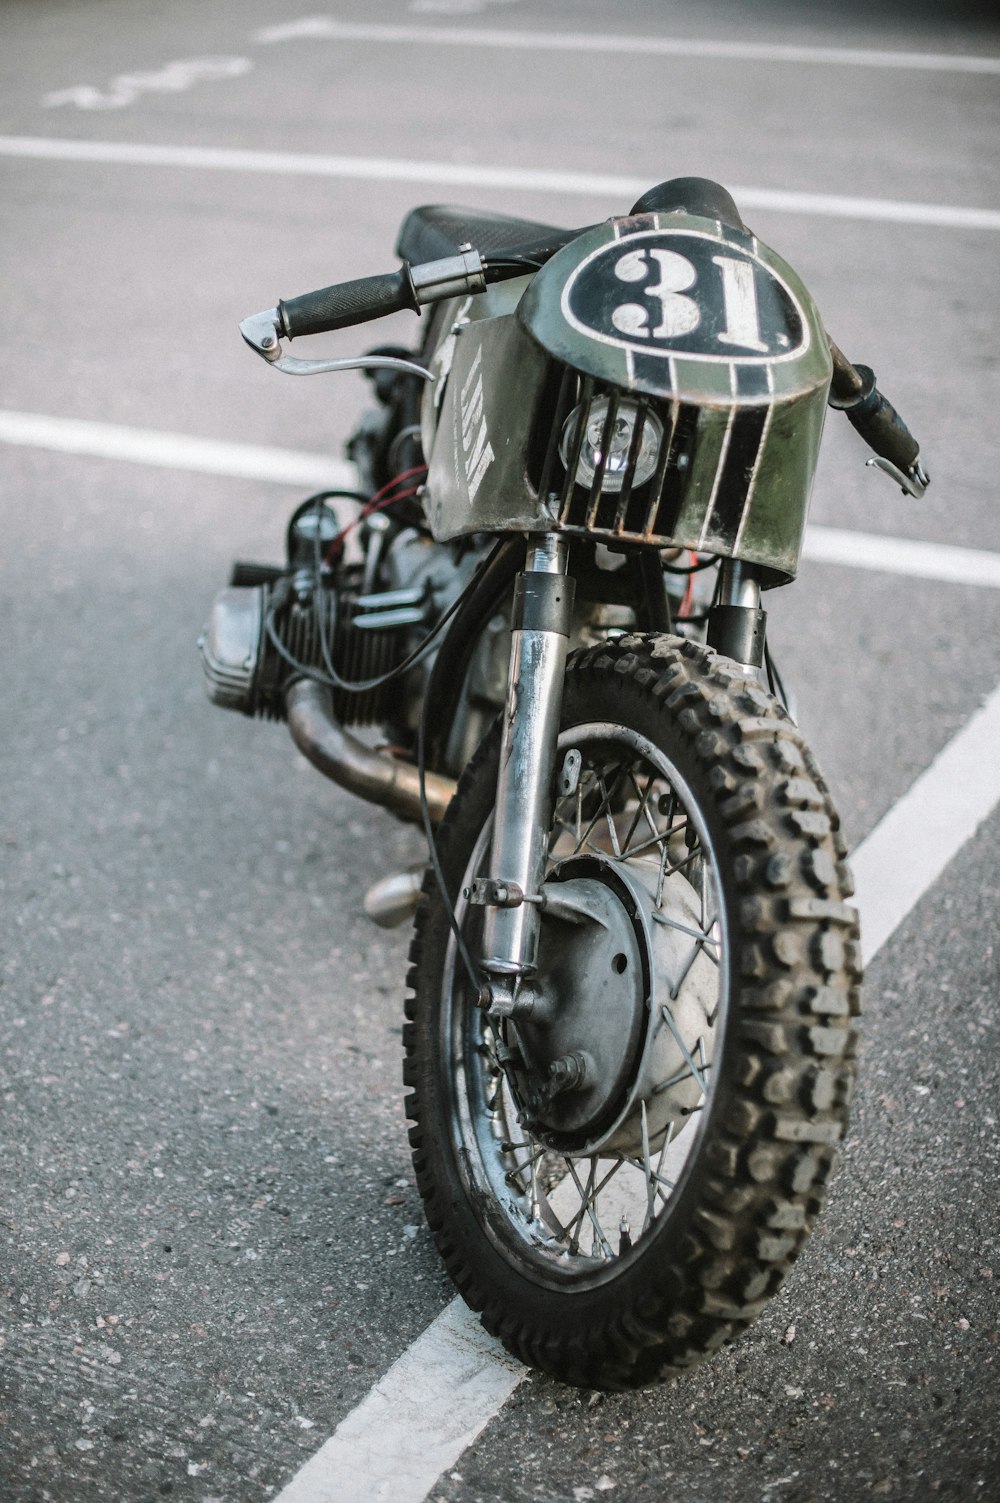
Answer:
363, 869, 425, 929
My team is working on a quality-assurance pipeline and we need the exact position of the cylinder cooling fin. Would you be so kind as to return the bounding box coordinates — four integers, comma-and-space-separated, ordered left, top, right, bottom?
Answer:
199, 570, 409, 725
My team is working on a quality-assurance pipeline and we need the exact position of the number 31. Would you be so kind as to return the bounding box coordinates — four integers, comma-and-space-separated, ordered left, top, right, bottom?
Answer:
612, 248, 769, 352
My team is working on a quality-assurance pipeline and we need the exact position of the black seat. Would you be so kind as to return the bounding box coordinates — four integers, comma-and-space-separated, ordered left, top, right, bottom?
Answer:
395, 204, 579, 265
395, 181, 744, 269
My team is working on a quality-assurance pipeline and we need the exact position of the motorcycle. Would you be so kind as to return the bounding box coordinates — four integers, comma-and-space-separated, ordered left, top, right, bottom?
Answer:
199, 176, 928, 1388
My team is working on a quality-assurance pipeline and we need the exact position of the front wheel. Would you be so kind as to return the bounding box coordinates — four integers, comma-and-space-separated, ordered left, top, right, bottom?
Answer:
404, 635, 861, 1388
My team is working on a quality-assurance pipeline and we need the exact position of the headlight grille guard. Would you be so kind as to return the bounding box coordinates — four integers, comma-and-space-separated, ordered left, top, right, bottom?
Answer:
533, 363, 708, 548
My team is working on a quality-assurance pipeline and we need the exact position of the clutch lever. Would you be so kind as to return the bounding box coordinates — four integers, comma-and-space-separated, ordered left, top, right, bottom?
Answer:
866, 454, 930, 500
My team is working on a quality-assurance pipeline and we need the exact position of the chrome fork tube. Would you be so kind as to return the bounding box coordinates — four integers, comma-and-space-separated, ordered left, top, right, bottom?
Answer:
481, 534, 573, 985
718, 559, 761, 611
707, 559, 766, 669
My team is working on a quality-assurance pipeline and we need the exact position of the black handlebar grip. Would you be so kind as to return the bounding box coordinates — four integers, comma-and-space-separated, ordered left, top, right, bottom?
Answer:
278, 268, 419, 340
843, 366, 920, 472
831, 359, 920, 473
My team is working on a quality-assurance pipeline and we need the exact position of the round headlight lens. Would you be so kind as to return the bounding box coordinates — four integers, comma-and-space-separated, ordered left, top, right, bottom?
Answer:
559, 397, 663, 494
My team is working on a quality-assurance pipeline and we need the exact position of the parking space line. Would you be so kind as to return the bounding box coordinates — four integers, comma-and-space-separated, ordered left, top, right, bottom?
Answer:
254, 17, 1000, 75
852, 680, 1000, 963
1, 137, 999, 232
273, 1298, 523, 1503
3, 410, 997, 591
0, 409, 356, 490
275, 679, 1000, 1499
801, 526, 1000, 589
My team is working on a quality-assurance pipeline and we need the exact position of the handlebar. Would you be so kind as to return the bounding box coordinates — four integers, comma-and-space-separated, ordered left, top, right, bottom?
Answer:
260, 241, 564, 349
276, 246, 549, 343
828, 339, 928, 497
244, 238, 930, 501
240, 247, 548, 375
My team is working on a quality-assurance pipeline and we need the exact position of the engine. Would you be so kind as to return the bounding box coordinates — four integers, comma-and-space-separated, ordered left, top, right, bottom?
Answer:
198, 498, 497, 744
199, 568, 408, 726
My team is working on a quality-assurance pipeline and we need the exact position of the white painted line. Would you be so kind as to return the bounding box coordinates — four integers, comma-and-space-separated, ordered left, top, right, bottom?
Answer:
42, 55, 254, 112
272, 1297, 524, 1503
802, 525, 1000, 590
1, 136, 998, 233
0, 409, 357, 490
277, 681, 1000, 1500
254, 16, 1000, 75
4, 411, 1000, 592
731, 189, 1000, 234
852, 679, 1000, 964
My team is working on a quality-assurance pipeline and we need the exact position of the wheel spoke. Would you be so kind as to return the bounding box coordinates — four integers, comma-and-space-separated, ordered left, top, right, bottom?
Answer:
561, 1162, 593, 1250
504, 1140, 544, 1166
625, 1157, 676, 1195
598, 770, 623, 858
660, 1009, 711, 1094
621, 769, 660, 855
655, 1120, 676, 1186
566, 1158, 615, 1259
640, 1101, 656, 1233
565, 1158, 601, 1248
570, 763, 628, 858
655, 845, 698, 903
651, 1062, 697, 1095
529, 1150, 541, 1221
651, 909, 720, 951
622, 817, 691, 863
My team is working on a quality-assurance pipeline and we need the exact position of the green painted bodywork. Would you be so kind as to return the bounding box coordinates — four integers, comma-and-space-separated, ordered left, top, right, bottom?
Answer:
422, 210, 832, 584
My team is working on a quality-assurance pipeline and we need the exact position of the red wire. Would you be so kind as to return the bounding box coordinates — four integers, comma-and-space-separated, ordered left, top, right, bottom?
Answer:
679, 552, 698, 616
323, 469, 427, 563
368, 464, 427, 504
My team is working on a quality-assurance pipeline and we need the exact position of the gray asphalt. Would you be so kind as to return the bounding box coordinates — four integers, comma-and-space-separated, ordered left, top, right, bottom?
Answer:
1, 2, 998, 1500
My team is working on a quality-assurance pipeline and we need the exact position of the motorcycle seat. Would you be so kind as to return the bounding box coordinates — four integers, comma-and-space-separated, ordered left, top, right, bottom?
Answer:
395, 204, 579, 266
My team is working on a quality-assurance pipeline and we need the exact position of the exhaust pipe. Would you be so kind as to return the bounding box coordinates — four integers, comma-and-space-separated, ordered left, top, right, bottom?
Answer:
284, 677, 456, 826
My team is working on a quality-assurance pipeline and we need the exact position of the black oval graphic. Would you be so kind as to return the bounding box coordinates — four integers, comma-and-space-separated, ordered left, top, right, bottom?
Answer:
562, 231, 805, 363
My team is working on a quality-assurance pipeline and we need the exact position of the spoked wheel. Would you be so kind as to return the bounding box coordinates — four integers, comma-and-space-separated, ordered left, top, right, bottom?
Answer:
404, 635, 861, 1388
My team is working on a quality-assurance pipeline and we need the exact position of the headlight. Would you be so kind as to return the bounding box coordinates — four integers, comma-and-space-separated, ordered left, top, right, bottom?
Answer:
559, 397, 663, 493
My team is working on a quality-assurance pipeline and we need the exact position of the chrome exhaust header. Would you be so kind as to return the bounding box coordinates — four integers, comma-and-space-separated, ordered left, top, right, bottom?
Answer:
284, 678, 455, 826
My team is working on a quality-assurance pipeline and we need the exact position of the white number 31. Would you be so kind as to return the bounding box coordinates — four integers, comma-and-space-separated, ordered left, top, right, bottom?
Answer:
611, 248, 769, 353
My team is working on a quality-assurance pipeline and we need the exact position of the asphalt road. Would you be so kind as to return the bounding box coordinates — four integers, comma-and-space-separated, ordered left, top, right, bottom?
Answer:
1, 2, 998, 1500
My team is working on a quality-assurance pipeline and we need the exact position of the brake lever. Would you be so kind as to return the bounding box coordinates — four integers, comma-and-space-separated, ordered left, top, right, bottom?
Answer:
238, 308, 433, 381
239, 247, 489, 379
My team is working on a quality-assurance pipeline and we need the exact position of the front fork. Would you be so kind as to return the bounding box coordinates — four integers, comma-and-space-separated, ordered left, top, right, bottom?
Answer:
707, 559, 767, 669
478, 534, 574, 1010
475, 541, 764, 1009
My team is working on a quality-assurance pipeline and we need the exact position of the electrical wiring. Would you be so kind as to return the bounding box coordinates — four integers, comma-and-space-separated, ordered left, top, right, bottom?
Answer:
417, 679, 483, 999
324, 464, 429, 563
484, 255, 544, 275
265, 506, 507, 698
660, 554, 718, 575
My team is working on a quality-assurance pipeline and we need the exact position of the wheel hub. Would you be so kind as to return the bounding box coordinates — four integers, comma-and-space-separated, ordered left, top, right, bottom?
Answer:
510, 851, 718, 1157
520, 858, 649, 1142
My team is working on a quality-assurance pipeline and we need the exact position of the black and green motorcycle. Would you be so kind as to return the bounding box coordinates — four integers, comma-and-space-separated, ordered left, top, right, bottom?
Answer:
200, 176, 927, 1388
